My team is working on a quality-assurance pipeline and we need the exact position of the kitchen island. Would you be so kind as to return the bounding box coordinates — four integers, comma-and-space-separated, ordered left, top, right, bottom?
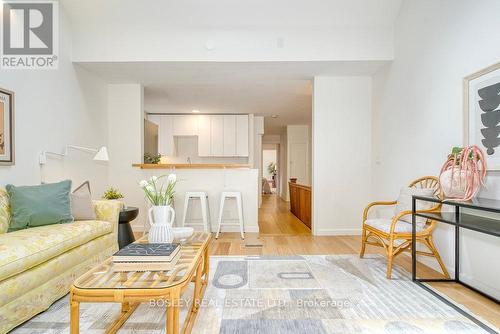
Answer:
131, 164, 259, 233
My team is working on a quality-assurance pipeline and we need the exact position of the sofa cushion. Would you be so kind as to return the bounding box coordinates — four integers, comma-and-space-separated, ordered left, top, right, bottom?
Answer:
7, 180, 73, 232
365, 218, 425, 234
70, 181, 96, 220
0, 188, 10, 234
0, 220, 113, 281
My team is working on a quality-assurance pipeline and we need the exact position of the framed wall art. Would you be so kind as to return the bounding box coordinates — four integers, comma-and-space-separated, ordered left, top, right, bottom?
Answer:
0, 88, 14, 166
464, 62, 500, 170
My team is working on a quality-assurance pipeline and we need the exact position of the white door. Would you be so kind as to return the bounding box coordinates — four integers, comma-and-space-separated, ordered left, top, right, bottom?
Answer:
236, 115, 249, 156
223, 115, 236, 156
197, 115, 211, 156
289, 143, 308, 184
211, 116, 224, 156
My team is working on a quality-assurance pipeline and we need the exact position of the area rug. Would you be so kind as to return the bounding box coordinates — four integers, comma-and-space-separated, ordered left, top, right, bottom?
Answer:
12, 255, 496, 334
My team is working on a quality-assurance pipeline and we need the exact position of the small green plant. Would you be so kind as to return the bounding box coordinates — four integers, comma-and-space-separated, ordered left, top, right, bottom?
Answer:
102, 187, 124, 200
144, 153, 161, 164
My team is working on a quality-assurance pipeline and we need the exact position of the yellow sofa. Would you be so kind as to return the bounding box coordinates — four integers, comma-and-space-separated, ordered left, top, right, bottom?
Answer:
0, 188, 123, 333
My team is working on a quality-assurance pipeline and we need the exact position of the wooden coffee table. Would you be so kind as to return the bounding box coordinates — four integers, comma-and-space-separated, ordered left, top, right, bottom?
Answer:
69, 232, 211, 334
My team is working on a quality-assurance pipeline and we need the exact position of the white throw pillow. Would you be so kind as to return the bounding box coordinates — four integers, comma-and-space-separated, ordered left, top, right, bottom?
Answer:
394, 187, 435, 224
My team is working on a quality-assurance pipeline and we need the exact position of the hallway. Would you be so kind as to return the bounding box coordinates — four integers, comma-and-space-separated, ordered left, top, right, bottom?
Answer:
258, 194, 311, 235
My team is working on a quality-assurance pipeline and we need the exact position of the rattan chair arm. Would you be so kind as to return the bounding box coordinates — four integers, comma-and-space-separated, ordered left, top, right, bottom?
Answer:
363, 201, 397, 221
390, 210, 413, 234
389, 208, 440, 234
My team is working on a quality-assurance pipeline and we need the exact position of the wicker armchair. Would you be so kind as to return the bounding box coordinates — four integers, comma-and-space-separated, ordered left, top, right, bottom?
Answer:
360, 176, 450, 279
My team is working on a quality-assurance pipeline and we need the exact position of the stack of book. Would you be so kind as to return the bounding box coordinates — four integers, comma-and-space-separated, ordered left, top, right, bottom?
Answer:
112, 243, 181, 272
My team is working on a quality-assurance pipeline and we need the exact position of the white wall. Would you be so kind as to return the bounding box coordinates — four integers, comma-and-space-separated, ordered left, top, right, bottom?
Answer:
107, 84, 146, 222
313, 76, 372, 235
279, 127, 288, 201
372, 0, 500, 299
65, 0, 399, 63
253, 116, 264, 206
0, 8, 108, 196
138, 169, 259, 233
287, 125, 311, 186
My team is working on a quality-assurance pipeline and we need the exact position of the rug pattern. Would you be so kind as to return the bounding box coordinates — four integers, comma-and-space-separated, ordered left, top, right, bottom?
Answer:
12, 255, 494, 334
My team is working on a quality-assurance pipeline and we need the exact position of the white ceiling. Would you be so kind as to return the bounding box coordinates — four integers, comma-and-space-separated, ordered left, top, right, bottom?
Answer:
77, 61, 389, 134
66, 0, 401, 133
62, 0, 401, 30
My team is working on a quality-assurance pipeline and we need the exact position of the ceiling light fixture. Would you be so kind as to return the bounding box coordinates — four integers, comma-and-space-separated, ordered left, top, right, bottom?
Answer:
271, 115, 279, 118
192, 109, 200, 113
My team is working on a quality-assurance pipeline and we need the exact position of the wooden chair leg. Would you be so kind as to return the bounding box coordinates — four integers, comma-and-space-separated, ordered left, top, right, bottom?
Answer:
386, 238, 394, 279
426, 235, 450, 279
359, 226, 367, 258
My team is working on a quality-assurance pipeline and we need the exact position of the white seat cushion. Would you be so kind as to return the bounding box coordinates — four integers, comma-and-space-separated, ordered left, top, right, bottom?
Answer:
365, 218, 424, 234
394, 187, 434, 224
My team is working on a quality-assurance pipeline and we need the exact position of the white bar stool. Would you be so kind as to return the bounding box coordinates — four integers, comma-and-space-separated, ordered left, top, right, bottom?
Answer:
216, 191, 244, 240
181, 191, 210, 232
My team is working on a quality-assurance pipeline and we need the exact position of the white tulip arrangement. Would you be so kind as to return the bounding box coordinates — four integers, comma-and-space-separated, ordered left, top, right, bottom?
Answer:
139, 174, 177, 206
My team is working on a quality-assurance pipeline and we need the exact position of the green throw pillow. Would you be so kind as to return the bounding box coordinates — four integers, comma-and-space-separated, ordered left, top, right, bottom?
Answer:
7, 180, 73, 232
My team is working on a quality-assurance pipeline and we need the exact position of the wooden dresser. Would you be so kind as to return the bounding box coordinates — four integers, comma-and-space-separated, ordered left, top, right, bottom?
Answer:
288, 182, 311, 228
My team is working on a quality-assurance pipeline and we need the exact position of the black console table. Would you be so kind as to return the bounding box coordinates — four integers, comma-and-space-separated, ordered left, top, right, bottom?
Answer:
118, 206, 139, 249
412, 196, 500, 333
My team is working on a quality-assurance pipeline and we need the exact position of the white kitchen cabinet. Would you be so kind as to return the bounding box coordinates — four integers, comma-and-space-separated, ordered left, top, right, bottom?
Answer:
236, 115, 249, 156
172, 115, 198, 136
223, 115, 237, 156
197, 115, 211, 157
148, 114, 249, 158
147, 114, 174, 156
210, 116, 224, 156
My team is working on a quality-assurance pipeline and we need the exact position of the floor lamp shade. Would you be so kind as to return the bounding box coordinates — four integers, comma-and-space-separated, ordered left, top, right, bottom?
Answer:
93, 147, 109, 161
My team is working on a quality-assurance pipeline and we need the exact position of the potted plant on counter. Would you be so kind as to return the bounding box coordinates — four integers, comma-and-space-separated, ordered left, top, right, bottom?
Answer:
139, 174, 177, 243
144, 153, 161, 164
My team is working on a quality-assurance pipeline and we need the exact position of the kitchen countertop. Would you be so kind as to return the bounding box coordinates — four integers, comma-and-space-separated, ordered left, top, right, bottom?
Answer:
132, 163, 251, 169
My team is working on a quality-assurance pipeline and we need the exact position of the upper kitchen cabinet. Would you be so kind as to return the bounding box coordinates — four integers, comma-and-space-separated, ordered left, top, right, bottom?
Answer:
148, 114, 249, 158
210, 115, 225, 156
235, 115, 249, 156
223, 115, 237, 156
197, 115, 211, 157
172, 115, 198, 136
203, 114, 249, 157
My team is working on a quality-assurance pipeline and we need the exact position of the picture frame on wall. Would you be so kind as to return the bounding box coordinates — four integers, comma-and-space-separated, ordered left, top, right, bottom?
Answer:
0, 88, 15, 166
464, 62, 500, 171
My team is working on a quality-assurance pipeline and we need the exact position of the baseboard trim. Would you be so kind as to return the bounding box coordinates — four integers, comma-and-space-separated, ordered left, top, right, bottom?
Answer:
313, 228, 362, 236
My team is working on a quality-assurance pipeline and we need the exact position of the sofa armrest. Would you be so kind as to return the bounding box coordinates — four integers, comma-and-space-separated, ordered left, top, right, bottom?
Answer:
93, 200, 123, 234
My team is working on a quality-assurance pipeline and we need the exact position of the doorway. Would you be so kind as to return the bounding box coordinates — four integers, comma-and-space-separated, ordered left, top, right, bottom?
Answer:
262, 144, 278, 195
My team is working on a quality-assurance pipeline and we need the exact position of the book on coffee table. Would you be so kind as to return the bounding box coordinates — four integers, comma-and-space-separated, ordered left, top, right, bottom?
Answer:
112, 243, 180, 262
113, 251, 181, 272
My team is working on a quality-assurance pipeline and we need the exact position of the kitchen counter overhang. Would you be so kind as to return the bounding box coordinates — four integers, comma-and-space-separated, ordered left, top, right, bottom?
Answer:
132, 163, 251, 169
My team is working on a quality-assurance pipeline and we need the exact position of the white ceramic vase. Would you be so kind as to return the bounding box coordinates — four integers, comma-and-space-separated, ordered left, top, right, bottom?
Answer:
148, 205, 175, 243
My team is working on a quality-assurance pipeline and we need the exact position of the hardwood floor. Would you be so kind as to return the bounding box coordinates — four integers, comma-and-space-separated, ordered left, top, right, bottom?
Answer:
257, 194, 311, 235
209, 194, 500, 329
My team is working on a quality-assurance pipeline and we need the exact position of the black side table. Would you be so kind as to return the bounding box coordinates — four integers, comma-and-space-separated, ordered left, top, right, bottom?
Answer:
118, 206, 139, 249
